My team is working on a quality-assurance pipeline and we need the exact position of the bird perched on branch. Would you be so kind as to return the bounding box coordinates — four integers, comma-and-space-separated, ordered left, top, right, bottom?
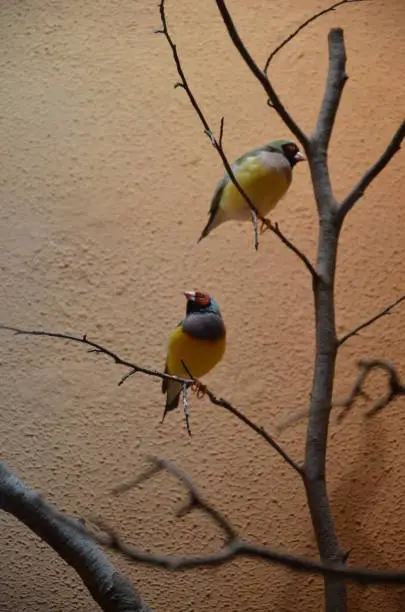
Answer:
198, 139, 305, 241
162, 290, 226, 422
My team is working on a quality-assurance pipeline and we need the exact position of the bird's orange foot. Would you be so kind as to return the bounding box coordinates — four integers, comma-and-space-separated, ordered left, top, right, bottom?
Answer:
260, 218, 272, 234
191, 379, 207, 399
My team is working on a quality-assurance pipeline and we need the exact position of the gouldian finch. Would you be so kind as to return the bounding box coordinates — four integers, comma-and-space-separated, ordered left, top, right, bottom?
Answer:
162, 290, 226, 420
198, 139, 305, 241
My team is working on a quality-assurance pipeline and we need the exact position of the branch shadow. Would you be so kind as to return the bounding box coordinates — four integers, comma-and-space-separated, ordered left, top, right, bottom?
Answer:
332, 415, 405, 610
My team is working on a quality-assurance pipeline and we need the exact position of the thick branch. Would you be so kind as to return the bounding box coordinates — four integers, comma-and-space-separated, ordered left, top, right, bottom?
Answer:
0, 461, 150, 612
336, 360, 405, 422
214, 0, 308, 149
338, 118, 405, 221
338, 294, 405, 346
87, 458, 405, 586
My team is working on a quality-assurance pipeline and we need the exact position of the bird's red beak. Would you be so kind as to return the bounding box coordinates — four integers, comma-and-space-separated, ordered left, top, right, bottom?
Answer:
184, 290, 196, 302
294, 151, 306, 163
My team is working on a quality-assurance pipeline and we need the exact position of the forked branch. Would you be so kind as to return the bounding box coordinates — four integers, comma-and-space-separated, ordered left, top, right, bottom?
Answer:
215, 0, 308, 149
181, 359, 303, 476
85, 457, 405, 585
264, 0, 367, 73
157, 0, 316, 273
336, 360, 405, 422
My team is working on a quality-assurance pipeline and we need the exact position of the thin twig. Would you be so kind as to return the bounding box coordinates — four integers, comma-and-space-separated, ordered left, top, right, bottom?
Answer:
338, 118, 405, 220
206, 389, 304, 476
312, 28, 347, 151
84, 457, 405, 585
338, 294, 405, 346
336, 359, 405, 422
214, 0, 308, 149
0, 324, 300, 471
180, 359, 302, 476
0, 324, 190, 388
158, 0, 315, 266
263, 220, 316, 278
264, 0, 366, 73
158, 0, 260, 250
277, 295, 405, 430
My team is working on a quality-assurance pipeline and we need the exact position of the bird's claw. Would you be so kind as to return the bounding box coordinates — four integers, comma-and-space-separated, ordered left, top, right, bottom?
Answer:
259, 219, 271, 234
191, 379, 207, 399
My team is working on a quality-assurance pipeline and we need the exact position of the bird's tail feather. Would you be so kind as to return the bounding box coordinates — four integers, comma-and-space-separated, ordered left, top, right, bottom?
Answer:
198, 212, 215, 242
198, 208, 226, 242
161, 379, 182, 424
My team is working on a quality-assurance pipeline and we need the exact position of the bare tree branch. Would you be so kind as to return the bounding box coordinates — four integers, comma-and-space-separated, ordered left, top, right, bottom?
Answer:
157, 2, 261, 249
313, 28, 347, 152
157, 0, 316, 273
336, 360, 405, 422
280, 293, 405, 428
338, 118, 405, 221
0, 461, 151, 612
179, 360, 302, 475
338, 294, 405, 346
85, 458, 405, 586
196, 382, 303, 477
0, 325, 299, 474
214, 0, 308, 150
264, 0, 366, 73
0, 324, 191, 386
301, 28, 346, 221
262, 221, 316, 278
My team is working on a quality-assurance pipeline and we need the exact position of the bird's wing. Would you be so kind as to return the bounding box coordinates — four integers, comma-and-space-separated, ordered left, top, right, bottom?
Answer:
209, 150, 259, 212
209, 145, 279, 213
161, 359, 169, 394
162, 320, 183, 393
208, 172, 229, 216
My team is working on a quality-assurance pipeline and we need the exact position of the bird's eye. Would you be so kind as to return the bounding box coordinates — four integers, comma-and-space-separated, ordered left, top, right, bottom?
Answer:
195, 291, 210, 306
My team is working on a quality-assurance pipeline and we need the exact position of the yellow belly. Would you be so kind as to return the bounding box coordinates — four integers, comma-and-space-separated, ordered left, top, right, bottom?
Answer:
166, 325, 226, 379
221, 157, 290, 220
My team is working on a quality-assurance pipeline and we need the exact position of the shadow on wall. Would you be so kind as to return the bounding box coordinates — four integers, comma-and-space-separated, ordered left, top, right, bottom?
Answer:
333, 416, 405, 611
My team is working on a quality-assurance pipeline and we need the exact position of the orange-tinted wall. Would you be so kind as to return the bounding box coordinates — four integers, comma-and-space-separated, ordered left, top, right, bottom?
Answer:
1, 1, 405, 610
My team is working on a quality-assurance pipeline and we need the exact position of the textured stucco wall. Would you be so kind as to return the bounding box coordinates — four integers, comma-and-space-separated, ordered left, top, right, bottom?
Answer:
1, 1, 405, 610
